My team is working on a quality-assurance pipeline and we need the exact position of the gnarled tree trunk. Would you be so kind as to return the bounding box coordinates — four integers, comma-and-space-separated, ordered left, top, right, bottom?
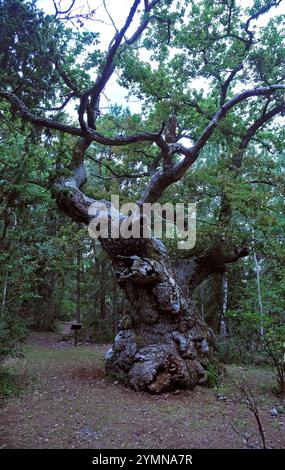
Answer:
54, 141, 214, 393
54, 137, 249, 394
103, 237, 214, 393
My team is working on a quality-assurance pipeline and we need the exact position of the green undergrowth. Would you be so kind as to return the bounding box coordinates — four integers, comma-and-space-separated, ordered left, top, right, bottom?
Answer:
0, 367, 28, 398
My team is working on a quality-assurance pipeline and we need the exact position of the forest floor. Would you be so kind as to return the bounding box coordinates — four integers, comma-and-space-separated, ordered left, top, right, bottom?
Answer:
0, 332, 284, 449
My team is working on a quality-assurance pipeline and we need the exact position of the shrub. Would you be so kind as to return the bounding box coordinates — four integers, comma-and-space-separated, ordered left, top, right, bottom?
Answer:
206, 362, 221, 387
0, 314, 28, 365
217, 309, 285, 394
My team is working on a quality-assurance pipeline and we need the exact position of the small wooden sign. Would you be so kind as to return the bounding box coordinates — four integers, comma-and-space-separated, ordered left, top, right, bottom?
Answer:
71, 323, 82, 331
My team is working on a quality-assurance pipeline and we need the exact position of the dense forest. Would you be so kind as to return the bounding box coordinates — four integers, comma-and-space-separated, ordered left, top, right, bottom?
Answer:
0, 0, 285, 453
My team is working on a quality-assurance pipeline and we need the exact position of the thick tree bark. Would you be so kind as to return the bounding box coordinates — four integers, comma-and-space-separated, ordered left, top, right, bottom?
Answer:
103, 234, 250, 392
103, 236, 214, 393
220, 272, 228, 338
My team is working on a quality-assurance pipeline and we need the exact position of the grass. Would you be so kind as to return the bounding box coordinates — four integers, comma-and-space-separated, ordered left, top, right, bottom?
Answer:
0, 368, 23, 397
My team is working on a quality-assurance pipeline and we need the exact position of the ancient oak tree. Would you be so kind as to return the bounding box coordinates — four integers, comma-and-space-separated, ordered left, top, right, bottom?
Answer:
0, 0, 284, 392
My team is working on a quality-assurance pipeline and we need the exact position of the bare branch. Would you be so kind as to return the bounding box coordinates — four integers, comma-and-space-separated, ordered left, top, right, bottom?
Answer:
0, 90, 83, 136
144, 0, 160, 13
37, 92, 76, 112
79, 0, 162, 130
232, 101, 285, 168
79, 0, 141, 129
174, 244, 249, 293
87, 155, 149, 179
103, 0, 119, 33
53, 0, 76, 17
140, 85, 285, 204
54, 61, 81, 96
217, 1, 283, 105
191, 85, 285, 159
247, 180, 275, 186
245, 0, 282, 38
220, 64, 243, 106
0, 90, 164, 147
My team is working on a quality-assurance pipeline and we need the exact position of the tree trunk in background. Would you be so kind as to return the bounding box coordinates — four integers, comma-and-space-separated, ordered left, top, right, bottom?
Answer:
253, 251, 264, 337
112, 283, 117, 336
45, 272, 57, 329
252, 229, 264, 337
75, 248, 81, 346
220, 272, 228, 338
1, 271, 8, 317
92, 240, 98, 319
100, 257, 106, 319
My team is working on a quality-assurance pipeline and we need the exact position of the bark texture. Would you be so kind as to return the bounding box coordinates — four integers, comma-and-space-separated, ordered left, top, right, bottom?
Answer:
103, 237, 248, 392
102, 236, 214, 393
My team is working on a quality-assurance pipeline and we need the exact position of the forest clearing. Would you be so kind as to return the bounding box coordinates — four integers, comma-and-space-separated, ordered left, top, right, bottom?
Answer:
1, 332, 285, 449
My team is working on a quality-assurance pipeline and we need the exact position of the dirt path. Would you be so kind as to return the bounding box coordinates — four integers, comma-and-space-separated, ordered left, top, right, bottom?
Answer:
0, 333, 284, 449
